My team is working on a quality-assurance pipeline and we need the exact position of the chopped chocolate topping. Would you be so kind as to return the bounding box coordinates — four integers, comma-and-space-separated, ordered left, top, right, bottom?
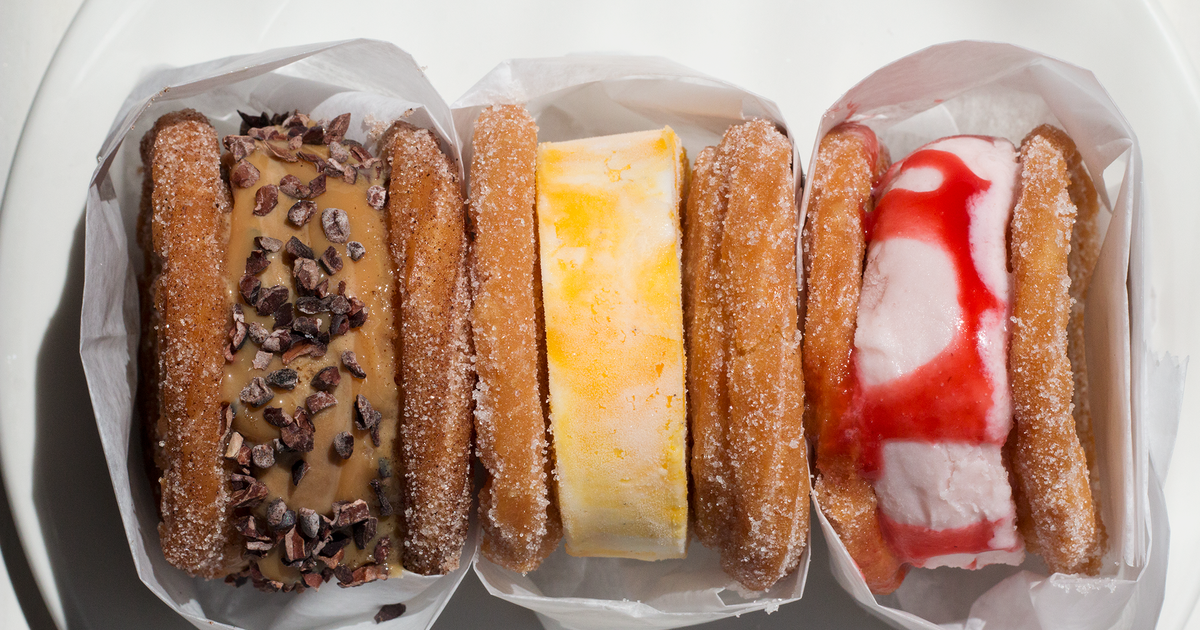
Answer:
245, 249, 270, 275
224, 431, 245, 460
266, 368, 298, 390
251, 443, 275, 469
231, 475, 269, 508
332, 431, 354, 459
374, 603, 406, 623
239, 377, 272, 408
238, 111, 273, 134
264, 141, 298, 163
307, 391, 337, 415
282, 341, 325, 365
369, 478, 393, 517
321, 208, 351, 243
230, 159, 260, 188
255, 285, 289, 317
261, 328, 293, 353
252, 350, 273, 371
283, 527, 306, 564
298, 508, 320, 539
355, 395, 381, 432
341, 351, 366, 378
292, 258, 321, 292
234, 515, 268, 541
307, 174, 327, 199
224, 135, 257, 161
332, 499, 370, 528
239, 274, 261, 305
292, 459, 310, 486
373, 535, 392, 564
328, 141, 350, 163
253, 185, 279, 216
291, 316, 321, 340
348, 297, 368, 328
378, 458, 392, 479
263, 406, 293, 428
272, 301, 294, 329
281, 409, 315, 452
287, 200, 317, 227
247, 322, 270, 345
325, 113, 350, 144
302, 124, 325, 145
329, 313, 349, 337
279, 174, 308, 199
312, 366, 341, 392
219, 402, 235, 438
320, 246, 343, 274
255, 235, 283, 252
366, 185, 387, 210
346, 241, 366, 261
353, 516, 377, 550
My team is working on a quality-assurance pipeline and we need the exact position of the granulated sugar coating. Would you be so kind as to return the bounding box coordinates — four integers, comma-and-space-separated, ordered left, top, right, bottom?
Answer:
384, 122, 474, 576
800, 124, 905, 593
1009, 125, 1104, 576
685, 119, 809, 592
140, 110, 243, 579
468, 105, 561, 573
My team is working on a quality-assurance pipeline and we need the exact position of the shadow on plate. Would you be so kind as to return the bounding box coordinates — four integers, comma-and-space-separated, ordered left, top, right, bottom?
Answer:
29, 214, 188, 630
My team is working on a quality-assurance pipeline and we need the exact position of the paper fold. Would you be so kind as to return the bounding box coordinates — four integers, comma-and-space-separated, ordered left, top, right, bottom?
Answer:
80, 39, 472, 630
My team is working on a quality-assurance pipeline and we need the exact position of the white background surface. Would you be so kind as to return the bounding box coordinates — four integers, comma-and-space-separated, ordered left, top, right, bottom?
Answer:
1, 1, 1199, 629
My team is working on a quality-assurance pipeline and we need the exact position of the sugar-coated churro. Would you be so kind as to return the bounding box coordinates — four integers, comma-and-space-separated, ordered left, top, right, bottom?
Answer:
469, 105, 562, 573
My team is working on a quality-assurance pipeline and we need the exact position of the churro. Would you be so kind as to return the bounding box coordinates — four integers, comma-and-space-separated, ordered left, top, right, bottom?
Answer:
141, 109, 241, 579
801, 123, 904, 593
685, 119, 809, 591
468, 105, 561, 573
1009, 125, 1103, 575
384, 122, 474, 576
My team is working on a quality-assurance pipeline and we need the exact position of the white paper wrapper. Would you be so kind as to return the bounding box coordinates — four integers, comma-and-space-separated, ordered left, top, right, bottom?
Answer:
80, 39, 474, 630
797, 41, 1185, 630
452, 55, 809, 630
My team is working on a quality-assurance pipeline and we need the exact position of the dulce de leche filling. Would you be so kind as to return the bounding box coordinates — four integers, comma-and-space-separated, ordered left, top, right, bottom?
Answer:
217, 113, 400, 590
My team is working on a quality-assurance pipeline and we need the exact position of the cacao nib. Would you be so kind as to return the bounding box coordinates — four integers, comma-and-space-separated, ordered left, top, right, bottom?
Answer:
223, 135, 257, 161
354, 395, 381, 432
264, 141, 298, 163
219, 402, 235, 438
370, 478, 393, 517
331, 499, 370, 528
311, 366, 341, 392
302, 125, 324, 145
239, 274, 261, 305
353, 516, 377, 550
346, 241, 365, 261
321, 208, 350, 243
234, 515, 268, 541
280, 409, 314, 453
245, 249, 270, 275
263, 406, 292, 428
224, 431, 244, 460
261, 328, 293, 353
325, 113, 350, 144
253, 185, 278, 216
255, 235, 283, 252
279, 174, 308, 199
282, 341, 326, 365
307, 174, 327, 199
266, 368, 298, 390
298, 508, 320, 539
366, 185, 386, 210
328, 141, 350, 163
315, 278, 331, 298
306, 391, 337, 415
251, 443, 275, 469
237, 111, 271, 134
374, 603, 406, 623
377, 458, 392, 479
293, 258, 321, 292
295, 296, 323, 315
255, 285, 289, 317
248, 321, 270, 345
348, 297, 368, 328
332, 431, 354, 459
292, 316, 321, 339
319, 246, 343, 274
231, 477, 268, 508
272, 301, 294, 330
291, 459, 310, 486
287, 200, 317, 227
230, 159, 260, 188
283, 527, 306, 563
252, 350, 273, 371
239, 377, 272, 407
341, 351, 366, 378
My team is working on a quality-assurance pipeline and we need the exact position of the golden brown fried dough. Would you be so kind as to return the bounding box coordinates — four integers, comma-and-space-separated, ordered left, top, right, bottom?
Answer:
140, 109, 242, 579
802, 123, 905, 594
686, 119, 808, 591
385, 122, 474, 576
1009, 124, 1104, 576
469, 105, 561, 572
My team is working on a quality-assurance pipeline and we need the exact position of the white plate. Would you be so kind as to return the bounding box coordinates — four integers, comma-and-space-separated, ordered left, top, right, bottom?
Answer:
3, 0, 1199, 628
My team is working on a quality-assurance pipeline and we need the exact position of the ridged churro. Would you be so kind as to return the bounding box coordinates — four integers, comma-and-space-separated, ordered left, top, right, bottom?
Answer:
140, 109, 242, 579
1009, 125, 1104, 576
801, 123, 904, 594
685, 119, 809, 591
384, 122, 474, 576
468, 105, 561, 573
